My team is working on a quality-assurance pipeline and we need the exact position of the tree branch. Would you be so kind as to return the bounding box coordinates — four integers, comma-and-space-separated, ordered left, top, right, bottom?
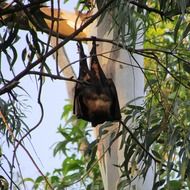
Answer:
0, 0, 115, 96
0, 0, 49, 16
15, 140, 54, 190
28, 71, 76, 82
129, 1, 166, 17
129, 1, 190, 19
119, 120, 180, 174
50, 37, 76, 99
0, 165, 20, 190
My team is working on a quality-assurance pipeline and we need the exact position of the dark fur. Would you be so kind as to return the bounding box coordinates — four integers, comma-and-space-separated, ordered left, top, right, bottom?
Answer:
73, 38, 121, 126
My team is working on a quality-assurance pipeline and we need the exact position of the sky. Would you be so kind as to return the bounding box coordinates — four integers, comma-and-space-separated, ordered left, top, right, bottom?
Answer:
0, 1, 82, 189
0, 1, 147, 189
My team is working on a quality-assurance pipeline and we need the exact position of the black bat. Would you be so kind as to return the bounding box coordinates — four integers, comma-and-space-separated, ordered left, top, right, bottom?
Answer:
73, 38, 121, 126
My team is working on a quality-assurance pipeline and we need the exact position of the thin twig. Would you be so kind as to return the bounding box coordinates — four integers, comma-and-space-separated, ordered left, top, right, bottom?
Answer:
14, 151, 27, 190
120, 120, 161, 163
153, 54, 190, 89
119, 120, 180, 174
0, 99, 51, 189
15, 140, 54, 190
59, 47, 120, 73
0, 0, 116, 96
28, 71, 76, 82
101, 54, 155, 72
0, 0, 49, 16
64, 124, 121, 188
128, 1, 172, 20
0, 165, 20, 190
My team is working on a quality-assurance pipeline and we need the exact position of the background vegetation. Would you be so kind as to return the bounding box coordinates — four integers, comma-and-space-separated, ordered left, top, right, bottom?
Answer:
1, 0, 190, 189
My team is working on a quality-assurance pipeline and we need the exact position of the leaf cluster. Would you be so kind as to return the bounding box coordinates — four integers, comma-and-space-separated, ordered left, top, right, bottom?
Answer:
2, 0, 190, 189
116, 2, 190, 189
29, 102, 103, 190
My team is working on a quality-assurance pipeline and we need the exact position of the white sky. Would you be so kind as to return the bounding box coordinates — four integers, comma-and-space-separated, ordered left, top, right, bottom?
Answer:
1, 1, 84, 189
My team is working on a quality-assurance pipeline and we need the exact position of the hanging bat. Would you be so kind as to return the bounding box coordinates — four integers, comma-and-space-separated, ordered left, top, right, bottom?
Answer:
73, 38, 121, 126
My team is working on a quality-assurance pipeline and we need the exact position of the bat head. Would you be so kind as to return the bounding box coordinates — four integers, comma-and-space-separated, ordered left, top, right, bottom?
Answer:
81, 87, 112, 126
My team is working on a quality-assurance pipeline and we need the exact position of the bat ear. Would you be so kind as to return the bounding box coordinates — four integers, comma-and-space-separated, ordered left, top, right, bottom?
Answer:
90, 36, 100, 65
77, 41, 86, 58
90, 37, 107, 81
90, 36, 97, 56
77, 41, 91, 80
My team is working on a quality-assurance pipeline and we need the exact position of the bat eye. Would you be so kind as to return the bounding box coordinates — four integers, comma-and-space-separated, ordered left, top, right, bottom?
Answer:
90, 95, 98, 100
100, 94, 110, 101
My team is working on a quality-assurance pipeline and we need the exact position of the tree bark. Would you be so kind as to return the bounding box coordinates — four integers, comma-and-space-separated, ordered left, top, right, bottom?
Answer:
50, 37, 76, 99
0, 2, 154, 189
87, 6, 154, 190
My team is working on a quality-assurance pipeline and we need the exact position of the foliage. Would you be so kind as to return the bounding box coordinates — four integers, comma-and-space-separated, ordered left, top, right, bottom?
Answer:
0, 175, 9, 190
27, 103, 103, 190
116, 2, 190, 189
1, 0, 190, 189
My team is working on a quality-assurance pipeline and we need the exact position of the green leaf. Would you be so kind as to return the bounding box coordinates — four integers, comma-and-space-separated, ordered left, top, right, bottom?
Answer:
163, 180, 182, 190
64, 0, 69, 3
0, 176, 9, 190
50, 176, 59, 184
61, 104, 73, 120
174, 15, 183, 43
153, 179, 165, 190
62, 157, 84, 176
183, 62, 190, 73
180, 156, 188, 179
182, 23, 190, 39
35, 176, 44, 184
151, 150, 162, 161
86, 142, 97, 171
33, 176, 44, 189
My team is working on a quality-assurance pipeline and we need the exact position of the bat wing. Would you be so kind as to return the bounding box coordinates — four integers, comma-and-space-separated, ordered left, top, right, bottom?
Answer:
74, 40, 121, 126
90, 37, 107, 82
107, 79, 121, 120
74, 41, 91, 120
73, 83, 81, 115
73, 83, 90, 121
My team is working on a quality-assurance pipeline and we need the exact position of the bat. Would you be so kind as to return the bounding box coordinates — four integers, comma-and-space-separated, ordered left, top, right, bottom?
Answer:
73, 38, 121, 126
